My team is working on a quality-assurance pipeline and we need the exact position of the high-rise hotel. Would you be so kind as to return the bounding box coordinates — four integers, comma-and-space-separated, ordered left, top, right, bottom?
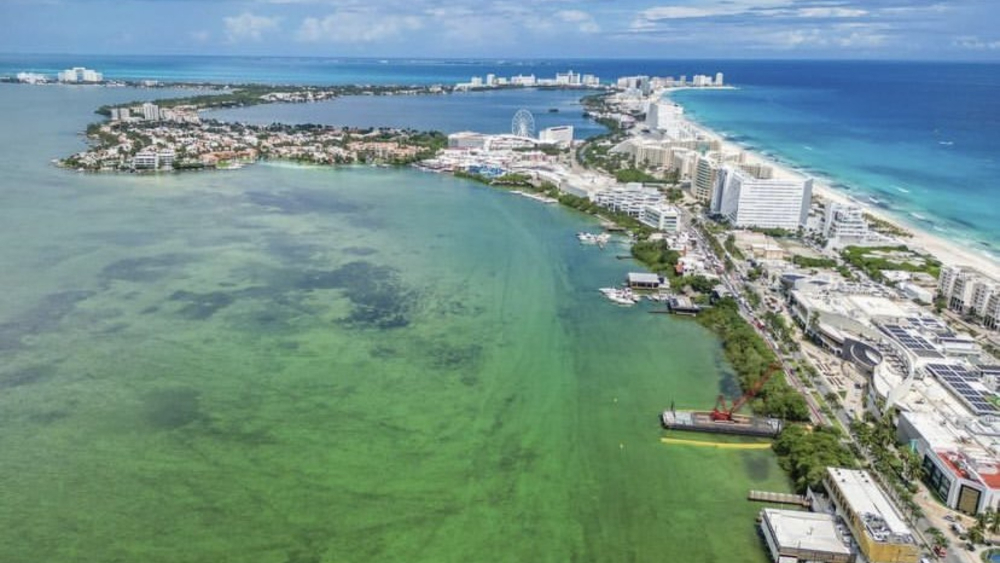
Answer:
711, 165, 812, 230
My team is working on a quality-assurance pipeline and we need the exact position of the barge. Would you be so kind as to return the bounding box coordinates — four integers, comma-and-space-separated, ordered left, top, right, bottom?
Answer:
661, 409, 783, 438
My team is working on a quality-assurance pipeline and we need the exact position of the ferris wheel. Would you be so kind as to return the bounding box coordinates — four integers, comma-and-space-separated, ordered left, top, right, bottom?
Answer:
511, 109, 536, 138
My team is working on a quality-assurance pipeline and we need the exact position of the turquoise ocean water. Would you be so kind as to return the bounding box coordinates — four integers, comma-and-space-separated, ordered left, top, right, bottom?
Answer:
670, 61, 1000, 260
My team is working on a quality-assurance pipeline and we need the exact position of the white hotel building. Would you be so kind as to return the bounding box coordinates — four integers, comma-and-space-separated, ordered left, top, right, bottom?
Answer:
593, 183, 662, 218
58, 67, 103, 83
538, 126, 574, 147
639, 204, 681, 232
713, 165, 812, 230
938, 266, 1000, 329
645, 101, 685, 137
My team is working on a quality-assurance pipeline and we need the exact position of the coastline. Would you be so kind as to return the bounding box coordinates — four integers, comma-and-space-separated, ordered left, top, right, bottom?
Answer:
664, 90, 1000, 279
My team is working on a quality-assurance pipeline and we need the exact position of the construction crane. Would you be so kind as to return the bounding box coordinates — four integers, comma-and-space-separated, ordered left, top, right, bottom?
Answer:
710, 362, 781, 422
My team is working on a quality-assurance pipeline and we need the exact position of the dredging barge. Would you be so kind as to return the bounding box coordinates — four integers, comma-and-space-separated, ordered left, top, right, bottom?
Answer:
660, 409, 782, 438
661, 361, 784, 438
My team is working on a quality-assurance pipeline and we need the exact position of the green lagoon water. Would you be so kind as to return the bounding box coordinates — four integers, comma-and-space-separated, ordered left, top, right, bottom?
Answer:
0, 85, 791, 562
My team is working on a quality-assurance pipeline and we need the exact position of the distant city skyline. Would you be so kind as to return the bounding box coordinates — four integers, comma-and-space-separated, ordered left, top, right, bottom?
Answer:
1, 0, 999, 60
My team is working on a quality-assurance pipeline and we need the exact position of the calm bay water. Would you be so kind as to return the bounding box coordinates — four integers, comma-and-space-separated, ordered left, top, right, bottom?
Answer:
0, 84, 789, 561
207, 88, 605, 138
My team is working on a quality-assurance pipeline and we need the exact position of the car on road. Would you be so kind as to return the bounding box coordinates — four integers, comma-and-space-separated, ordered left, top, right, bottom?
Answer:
944, 514, 956, 522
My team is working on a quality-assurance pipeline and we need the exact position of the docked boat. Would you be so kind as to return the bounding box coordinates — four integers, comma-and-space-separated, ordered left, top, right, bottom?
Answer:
599, 287, 639, 306
578, 232, 612, 247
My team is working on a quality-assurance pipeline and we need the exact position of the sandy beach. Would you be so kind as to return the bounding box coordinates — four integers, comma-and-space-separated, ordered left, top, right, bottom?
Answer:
665, 91, 1000, 280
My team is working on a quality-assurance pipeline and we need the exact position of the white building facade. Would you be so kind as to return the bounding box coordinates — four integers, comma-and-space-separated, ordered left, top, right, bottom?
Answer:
593, 183, 663, 217
639, 204, 681, 232
58, 67, 103, 83
645, 101, 684, 136
539, 126, 574, 147
715, 165, 812, 230
823, 203, 870, 247
939, 266, 999, 325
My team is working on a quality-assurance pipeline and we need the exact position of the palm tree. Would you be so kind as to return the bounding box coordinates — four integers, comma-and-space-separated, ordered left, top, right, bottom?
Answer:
900, 447, 924, 483
990, 508, 1000, 535
969, 518, 986, 545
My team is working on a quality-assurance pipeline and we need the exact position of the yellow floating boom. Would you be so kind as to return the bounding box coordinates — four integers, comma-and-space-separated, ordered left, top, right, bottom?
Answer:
659, 436, 772, 450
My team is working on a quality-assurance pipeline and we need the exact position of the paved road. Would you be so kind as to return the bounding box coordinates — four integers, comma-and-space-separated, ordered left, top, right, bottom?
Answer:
688, 224, 828, 425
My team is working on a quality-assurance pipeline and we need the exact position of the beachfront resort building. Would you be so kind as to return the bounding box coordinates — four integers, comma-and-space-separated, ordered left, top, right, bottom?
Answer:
713, 165, 812, 230
694, 154, 722, 203
57, 67, 103, 83
938, 266, 1000, 330
758, 508, 851, 563
645, 101, 685, 137
16, 72, 48, 84
823, 203, 872, 248
824, 468, 919, 563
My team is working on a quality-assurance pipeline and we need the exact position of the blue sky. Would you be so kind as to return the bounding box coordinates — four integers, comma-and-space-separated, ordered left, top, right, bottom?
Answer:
1, 0, 998, 59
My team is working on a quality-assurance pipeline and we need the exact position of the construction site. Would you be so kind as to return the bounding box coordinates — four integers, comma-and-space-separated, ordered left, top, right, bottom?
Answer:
660, 362, 784, 438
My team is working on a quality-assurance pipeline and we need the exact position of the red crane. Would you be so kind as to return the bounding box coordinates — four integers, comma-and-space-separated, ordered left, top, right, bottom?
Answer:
711, 362, 781, 422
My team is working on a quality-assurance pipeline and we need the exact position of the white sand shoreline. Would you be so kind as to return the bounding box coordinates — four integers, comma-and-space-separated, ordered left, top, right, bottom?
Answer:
663, 90, 1000, 279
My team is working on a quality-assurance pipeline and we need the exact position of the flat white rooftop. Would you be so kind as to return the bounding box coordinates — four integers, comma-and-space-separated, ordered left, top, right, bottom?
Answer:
628, 272, 661, 284
762, 508, 851, 556
827, 467, 913, 540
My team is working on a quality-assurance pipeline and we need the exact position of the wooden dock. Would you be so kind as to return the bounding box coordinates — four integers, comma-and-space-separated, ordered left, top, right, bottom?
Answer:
747, 490, 809, 507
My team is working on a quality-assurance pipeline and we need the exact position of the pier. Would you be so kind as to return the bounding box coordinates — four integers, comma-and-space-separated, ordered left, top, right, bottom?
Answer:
747, 490, 810, 507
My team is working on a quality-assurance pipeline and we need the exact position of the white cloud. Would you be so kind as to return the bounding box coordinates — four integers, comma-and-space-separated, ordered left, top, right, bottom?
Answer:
297, 11, 422, 43
223, 12, 281, 42
631, 0, 870, 30
795, 7, 867, 18
556, 10, 600, 33
953, 36, 1000, 50
761, 24, 888, 49
637, 5, 746, 21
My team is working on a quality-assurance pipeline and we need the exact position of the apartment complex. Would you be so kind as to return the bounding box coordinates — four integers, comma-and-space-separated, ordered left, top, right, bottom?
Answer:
593, 183, 662, 217
938, 266, 1000, 330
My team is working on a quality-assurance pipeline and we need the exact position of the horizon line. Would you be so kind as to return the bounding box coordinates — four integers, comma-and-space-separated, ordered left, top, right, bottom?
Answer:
2, 52, 1000, 65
